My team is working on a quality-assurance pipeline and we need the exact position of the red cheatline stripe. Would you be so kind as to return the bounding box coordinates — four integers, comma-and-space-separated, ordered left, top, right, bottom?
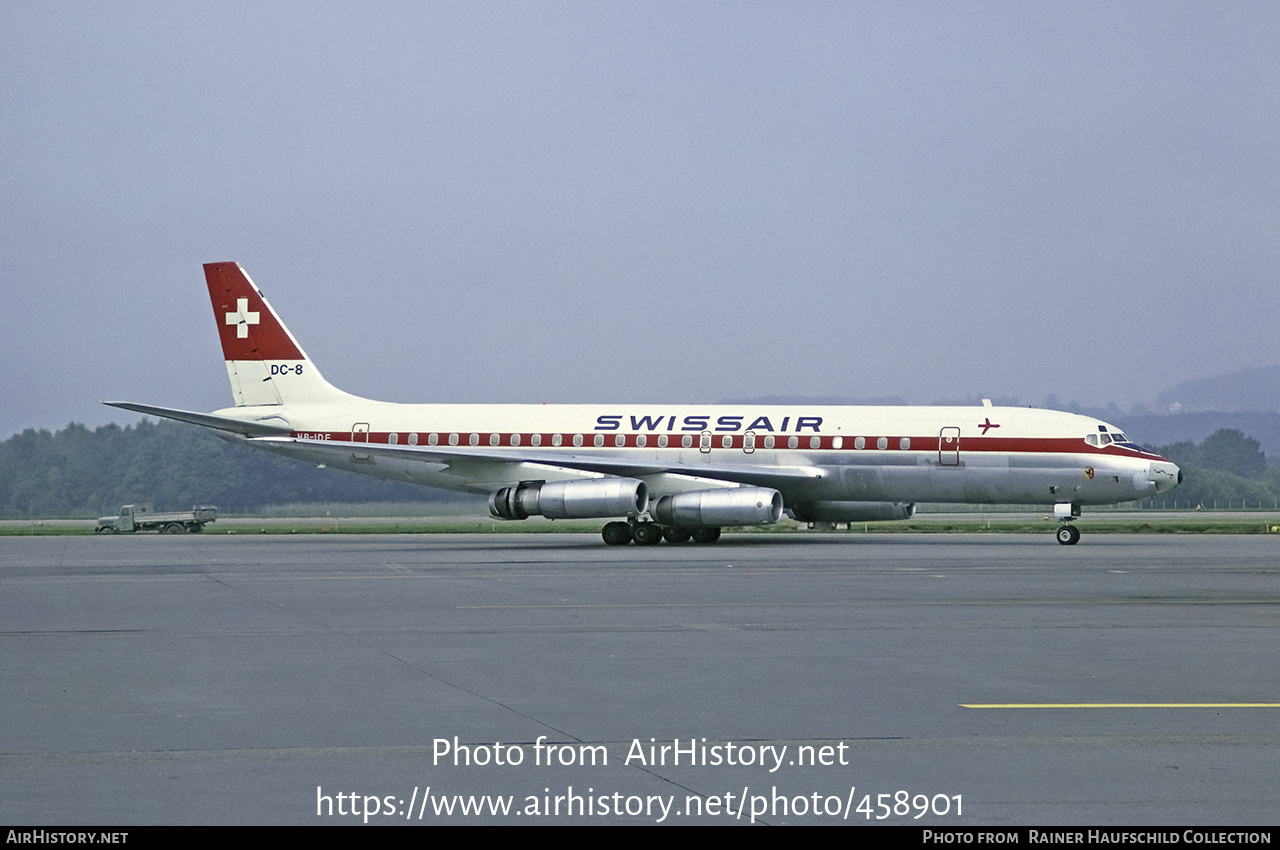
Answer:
286, 430, 1166, 459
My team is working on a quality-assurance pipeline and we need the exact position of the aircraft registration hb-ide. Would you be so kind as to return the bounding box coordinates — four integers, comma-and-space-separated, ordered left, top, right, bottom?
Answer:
107, 262, 1182, 546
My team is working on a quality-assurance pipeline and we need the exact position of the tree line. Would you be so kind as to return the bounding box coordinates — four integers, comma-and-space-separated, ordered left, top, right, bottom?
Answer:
1149, 429, 1280, 509
1, 420, 1276, 518
0, 420, 447, 517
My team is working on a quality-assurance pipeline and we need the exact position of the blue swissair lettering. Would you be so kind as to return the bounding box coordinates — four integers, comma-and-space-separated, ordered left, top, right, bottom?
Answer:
595, 415, 822, 433
105, 261, 1183, 548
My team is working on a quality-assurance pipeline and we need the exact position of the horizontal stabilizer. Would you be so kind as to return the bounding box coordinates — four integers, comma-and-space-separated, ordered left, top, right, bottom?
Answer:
102, 401, 293, 437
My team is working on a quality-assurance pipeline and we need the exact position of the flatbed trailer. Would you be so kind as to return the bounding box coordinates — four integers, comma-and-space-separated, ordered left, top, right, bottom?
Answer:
95, 504, 217, 534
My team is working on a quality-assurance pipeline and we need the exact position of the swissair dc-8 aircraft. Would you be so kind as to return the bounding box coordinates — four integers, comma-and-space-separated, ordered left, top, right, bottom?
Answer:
107, 262, 1182, 545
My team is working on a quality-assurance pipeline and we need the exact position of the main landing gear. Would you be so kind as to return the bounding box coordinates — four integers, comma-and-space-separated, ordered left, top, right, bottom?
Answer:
601, 520, 722, 546
1055, 524, 1081, 546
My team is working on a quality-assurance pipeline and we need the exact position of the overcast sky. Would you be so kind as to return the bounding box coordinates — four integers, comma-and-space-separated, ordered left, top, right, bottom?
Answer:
4, 2, 1278, 439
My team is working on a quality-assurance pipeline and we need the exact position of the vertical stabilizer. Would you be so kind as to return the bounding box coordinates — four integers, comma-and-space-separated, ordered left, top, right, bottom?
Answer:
204, 262, 350, 407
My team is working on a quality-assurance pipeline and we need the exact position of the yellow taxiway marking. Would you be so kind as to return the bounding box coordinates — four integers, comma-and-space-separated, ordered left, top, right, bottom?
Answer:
962, 702, 1280, 708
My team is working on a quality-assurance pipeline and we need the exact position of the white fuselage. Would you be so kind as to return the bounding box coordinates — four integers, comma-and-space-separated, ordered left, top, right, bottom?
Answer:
219, 399, 1181, 508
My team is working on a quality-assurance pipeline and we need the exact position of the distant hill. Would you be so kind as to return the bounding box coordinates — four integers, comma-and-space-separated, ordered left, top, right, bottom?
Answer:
1156, 366, 1280, 414
722, 395, 1280, 464
1113, 412, 1280, 463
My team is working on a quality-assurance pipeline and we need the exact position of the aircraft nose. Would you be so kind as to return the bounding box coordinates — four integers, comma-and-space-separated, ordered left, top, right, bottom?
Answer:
1148, 460, 1181, 494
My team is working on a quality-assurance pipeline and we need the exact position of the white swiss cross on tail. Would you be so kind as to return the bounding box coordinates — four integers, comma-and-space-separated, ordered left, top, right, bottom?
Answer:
225, 298, 260, 338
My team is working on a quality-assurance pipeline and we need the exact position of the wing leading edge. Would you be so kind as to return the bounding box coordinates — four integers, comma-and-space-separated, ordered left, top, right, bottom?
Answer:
250, 434, 827, 492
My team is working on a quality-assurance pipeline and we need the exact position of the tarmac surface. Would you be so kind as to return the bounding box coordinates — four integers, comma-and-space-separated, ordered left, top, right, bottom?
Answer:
2, 531, 1277, 825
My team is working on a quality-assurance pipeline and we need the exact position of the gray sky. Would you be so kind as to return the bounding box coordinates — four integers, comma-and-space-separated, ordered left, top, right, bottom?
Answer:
4, 2, 1278, 439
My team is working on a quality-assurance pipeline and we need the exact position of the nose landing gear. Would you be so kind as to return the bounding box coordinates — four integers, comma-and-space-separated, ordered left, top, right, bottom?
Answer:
1054, 502, 1082, 545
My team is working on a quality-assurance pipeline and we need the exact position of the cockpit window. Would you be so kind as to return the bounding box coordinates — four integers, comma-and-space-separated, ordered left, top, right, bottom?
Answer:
1089, 427, 1144, 450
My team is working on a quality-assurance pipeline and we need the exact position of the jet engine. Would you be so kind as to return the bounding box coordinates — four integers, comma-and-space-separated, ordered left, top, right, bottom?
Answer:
652, 487, 784, 528
789, 501, 915, 523
489, 478, 649, 520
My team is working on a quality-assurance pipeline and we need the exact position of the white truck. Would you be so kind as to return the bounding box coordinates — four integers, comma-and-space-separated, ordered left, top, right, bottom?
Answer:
95, 504, 217, 534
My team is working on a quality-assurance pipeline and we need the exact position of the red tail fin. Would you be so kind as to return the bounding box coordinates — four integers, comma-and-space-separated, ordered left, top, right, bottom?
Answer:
204, 262, 305, 362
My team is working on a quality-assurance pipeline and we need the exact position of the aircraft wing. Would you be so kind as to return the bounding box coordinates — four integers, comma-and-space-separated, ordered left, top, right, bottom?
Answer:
100, 399, 825, 492
253, 434, 827, 490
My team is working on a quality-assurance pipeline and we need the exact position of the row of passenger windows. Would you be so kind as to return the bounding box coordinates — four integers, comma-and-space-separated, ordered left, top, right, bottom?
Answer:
380, 432, 911, 450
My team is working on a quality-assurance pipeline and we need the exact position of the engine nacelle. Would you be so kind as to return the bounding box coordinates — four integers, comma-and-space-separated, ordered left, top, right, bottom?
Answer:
789, 501, 915, 523
489, 478, 649, 520
653, 487, 784, 528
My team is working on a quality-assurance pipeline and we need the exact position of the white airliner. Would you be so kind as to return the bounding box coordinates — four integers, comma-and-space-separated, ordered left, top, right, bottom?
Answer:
107, 262, 1182, 545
